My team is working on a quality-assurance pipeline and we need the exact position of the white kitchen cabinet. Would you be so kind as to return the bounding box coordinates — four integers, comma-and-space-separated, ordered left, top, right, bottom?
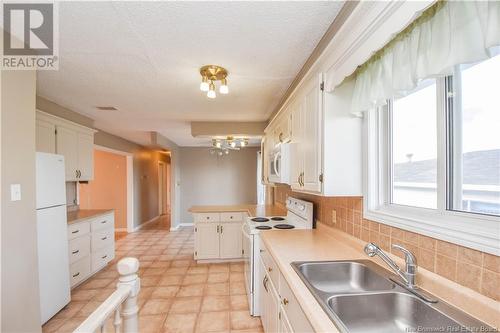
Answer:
36, 110, 96, 181
56, 125, 79, 180
193, 211, 246, 261
219, 222, 243, 259
263, 72, 362, 196
68, 212, 115, 288
194, 223, 220, 260
259, 243, 314, 333
36, 119, 56, 153
260, 257, 279, 333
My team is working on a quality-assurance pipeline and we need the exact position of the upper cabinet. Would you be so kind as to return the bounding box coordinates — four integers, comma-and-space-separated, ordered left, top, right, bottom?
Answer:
263, 73, 362, 196
36, 111, 96, 181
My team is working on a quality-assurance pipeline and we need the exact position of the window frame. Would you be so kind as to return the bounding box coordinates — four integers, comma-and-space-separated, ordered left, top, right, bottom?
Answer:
363, 77, 500, 255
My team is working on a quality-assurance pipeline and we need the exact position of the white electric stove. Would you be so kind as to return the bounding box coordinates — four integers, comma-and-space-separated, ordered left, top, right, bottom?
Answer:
242, 197, 314, 316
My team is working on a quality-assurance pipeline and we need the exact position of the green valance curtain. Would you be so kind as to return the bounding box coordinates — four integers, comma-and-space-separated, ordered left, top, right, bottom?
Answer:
351, 1, 500, 115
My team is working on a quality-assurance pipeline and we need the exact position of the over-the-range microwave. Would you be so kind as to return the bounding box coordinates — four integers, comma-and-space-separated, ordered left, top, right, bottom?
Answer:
269, 143, 290, 184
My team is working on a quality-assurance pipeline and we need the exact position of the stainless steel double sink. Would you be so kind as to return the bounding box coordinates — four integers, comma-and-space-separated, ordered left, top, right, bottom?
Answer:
292, 260, 494, 333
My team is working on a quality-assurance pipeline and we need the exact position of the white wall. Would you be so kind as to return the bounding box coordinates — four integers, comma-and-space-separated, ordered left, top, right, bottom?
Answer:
180, 147, 259, 223
1, 69, 42, 331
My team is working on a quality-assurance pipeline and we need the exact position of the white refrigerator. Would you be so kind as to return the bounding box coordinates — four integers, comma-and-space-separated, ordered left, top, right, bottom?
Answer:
36, 152, 71, 324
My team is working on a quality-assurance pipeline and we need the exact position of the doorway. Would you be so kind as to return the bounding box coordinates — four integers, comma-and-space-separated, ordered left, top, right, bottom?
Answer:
158, 160, 171, 216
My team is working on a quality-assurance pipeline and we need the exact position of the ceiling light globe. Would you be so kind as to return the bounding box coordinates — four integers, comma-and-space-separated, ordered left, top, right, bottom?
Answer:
215, 141, 221, 148
207, 90, 216, 99
230, 141, 236, 148
219, 84, 229, 94
225, 150, 229, 155
240, 140, 246, 147
200, 82, 209, 92
200, 76, 209, 92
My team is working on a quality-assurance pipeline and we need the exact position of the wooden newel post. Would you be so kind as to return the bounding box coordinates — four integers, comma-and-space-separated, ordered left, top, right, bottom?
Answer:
117, 257, 140, 333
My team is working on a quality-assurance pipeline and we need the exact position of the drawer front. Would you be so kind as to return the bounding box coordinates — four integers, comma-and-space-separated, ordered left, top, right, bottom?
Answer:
68, 235, 90, 264
220, 212, 244, 222
194, 213, 220, 223
279, 273, 314, 333
260, 242, 279, 288
91, 228, 114, 251
92, 245, 115, 272
68, 221, 90, 240
90, 213, 114, 232
70, 256, 91, 287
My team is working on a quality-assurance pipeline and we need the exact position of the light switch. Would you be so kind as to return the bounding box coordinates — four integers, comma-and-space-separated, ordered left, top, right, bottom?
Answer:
10, 184, 21, 201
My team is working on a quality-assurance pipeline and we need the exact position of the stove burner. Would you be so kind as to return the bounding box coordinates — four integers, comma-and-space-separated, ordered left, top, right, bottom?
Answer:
273, 224, 295, 229
251, 217, 270, 222
255, 226, 272, 230
271, 217, 285, 221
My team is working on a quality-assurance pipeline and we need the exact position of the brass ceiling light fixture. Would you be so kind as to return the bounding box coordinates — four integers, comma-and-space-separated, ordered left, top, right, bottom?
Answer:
210, 136, 249, 156
199, 65, 229, 99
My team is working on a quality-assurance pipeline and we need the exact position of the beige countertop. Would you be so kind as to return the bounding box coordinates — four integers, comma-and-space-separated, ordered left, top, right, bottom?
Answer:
189, 204, 287, 218
261, 224, 500, 333
67, 209, 114, 225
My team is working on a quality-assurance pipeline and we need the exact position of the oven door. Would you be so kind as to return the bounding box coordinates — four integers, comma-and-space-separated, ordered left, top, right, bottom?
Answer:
242, 225, 256, 315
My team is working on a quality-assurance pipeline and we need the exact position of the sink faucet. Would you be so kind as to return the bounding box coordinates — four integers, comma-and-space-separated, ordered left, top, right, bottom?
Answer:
364, 242, 417, 289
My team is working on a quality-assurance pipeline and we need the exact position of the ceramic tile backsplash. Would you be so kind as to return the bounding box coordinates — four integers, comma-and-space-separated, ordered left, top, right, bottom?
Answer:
274, 185, 500, 301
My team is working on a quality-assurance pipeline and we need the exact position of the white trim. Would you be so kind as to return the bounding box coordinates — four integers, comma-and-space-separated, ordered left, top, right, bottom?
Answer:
169, 223, 193, 231
133, 216, 159, 232
158, 161, 165, 216
363, 97, 500, 256
94, 145, 135, 233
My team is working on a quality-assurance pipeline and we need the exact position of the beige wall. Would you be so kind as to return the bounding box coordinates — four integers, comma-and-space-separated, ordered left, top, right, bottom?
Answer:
180, 147, 259, 223
1, 71, 42, 331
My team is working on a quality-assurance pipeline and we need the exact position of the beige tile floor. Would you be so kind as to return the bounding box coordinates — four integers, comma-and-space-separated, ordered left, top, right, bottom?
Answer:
42, 216, 263, 333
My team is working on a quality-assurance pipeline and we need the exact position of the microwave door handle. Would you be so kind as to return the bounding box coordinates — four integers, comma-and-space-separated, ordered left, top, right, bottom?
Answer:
274, 152, 281, 177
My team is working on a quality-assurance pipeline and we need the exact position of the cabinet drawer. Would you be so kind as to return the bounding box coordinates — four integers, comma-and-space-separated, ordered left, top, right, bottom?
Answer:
68, 235, 90, 264
68, 221, 90, 240
279, 272, 314, 333
70, 256, 91, 287
90, 213, 114, 232
194, 213, 220, 223
92, 245, 114, 272
260, 243, 279, 289
91, 228, 114, 251
220, 212, 244, 222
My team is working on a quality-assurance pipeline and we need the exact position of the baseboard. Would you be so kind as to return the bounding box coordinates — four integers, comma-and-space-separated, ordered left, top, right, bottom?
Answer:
133, 215, 160, 232
170, 223, 193, 231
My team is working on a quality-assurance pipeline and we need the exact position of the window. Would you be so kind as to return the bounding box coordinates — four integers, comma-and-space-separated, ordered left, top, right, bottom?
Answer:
364, 54, 500, 254
390, 80, 437, 209
449, 55, 500, 216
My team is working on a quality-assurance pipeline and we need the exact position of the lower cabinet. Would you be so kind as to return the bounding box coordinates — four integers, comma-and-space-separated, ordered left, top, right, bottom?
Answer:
260, 243, 314, 333
193, 211, 246, 260
68, 212, 115, 288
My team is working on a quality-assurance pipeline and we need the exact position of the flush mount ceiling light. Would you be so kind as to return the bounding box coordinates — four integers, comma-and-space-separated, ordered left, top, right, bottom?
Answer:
199, 65, 229, 99
209, 136, 249, 156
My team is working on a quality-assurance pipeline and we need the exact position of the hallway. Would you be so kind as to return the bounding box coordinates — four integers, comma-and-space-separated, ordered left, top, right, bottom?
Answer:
42, 216, 263, 333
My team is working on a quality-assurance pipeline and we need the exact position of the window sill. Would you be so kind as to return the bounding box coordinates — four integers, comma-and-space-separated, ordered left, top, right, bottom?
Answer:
363, 205, 500, 255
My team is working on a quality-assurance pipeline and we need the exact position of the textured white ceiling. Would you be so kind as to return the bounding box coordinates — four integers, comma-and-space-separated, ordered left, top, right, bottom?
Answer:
37, 1, 344, 146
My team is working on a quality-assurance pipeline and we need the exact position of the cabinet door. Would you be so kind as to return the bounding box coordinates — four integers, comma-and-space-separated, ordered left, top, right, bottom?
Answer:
194, 223, 219, 260
219, 222, 243, 259
56, 125, 78, 181
36, 119, 56, 153
77, 132, 94, 180
279, 307, 293, 333
302, 74, 323, 193
266, 276, 280, 333
290, 100, 304, 191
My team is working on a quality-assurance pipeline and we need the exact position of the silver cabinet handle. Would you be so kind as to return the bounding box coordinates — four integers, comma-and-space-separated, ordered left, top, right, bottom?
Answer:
72, 250, 79, 254
101, 236, 107, 240
101, 221, 106, 224
220, 225, 223, 233
263, 275, 269, 292
102, 255, 107, 259
71, 230, 79, 234
72, 272, 80, 278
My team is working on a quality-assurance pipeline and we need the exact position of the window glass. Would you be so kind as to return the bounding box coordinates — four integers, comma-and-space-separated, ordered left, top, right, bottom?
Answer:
450, 54, 500, 216
391, 79, 437, 209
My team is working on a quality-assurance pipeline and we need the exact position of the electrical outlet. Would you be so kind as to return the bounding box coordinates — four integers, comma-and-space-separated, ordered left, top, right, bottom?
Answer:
10, 184, 21, 201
